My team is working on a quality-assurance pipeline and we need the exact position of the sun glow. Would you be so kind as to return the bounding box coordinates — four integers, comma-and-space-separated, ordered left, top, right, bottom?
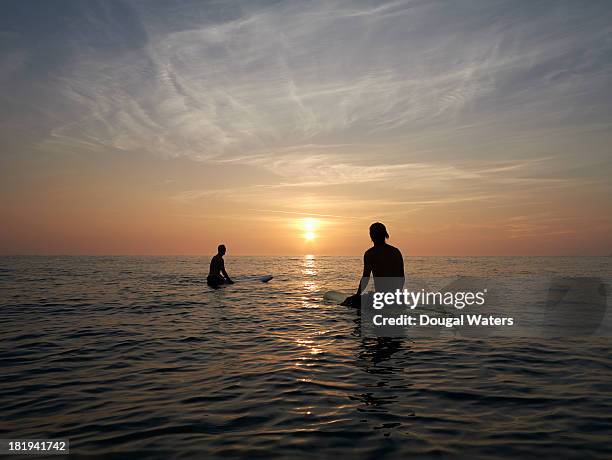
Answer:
301, 218, 318, 241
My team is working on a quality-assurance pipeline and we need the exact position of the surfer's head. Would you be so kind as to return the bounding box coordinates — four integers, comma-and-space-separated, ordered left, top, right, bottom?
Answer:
369, 222, 389, 245
218, 244, 226, 255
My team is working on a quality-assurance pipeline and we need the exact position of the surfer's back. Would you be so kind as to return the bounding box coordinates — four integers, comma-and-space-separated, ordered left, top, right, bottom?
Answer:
209, 254, 224, 276
364, 244, 404, 278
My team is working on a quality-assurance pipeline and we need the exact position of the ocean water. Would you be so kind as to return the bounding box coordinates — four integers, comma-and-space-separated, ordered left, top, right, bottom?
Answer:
1, 256, 612, 459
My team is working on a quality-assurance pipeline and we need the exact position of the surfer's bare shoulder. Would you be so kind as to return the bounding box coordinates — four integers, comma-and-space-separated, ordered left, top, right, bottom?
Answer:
364, 244, 401, 257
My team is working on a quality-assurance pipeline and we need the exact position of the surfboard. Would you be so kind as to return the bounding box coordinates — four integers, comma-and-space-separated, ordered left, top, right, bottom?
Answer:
209, 275, 273, 288
237, 274, 273, 283
323, 291, 348, 303
323, 290, 448, 313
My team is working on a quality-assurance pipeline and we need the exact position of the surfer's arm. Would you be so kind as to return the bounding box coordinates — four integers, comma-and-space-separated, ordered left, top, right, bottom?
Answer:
220, 261, 234, 283
221, 269, 234, 283
356, 253, 372, 295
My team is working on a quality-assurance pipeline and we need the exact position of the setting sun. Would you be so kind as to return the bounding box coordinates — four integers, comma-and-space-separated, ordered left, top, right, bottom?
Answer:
302, 218, 318, 242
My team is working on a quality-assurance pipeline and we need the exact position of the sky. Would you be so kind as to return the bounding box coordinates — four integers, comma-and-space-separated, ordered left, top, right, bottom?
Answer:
1, 0, 611, 255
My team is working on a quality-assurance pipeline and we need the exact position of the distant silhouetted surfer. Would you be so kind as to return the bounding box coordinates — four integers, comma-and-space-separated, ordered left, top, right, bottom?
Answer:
342, 222, 404, 306
207, 244, 234, 288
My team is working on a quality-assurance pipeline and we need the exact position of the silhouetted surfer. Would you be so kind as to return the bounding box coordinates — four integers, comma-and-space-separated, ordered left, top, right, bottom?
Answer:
207, 244, 234, 288
342, 222, 404, 306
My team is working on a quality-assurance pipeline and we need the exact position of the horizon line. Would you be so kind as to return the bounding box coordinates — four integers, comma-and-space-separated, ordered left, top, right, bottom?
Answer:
1, 253, 609, 258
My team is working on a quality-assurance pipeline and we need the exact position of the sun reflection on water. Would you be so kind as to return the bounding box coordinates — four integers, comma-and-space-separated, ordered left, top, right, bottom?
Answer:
295, 338, 323, 355
301, 254, 320, 298
302, 254, 317, 276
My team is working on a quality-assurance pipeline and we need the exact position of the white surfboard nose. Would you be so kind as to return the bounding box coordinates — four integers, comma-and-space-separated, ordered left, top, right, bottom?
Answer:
323, 291, 347, 303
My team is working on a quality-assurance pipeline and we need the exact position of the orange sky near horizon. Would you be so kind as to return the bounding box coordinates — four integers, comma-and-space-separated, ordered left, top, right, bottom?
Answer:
1, 147, 610, 256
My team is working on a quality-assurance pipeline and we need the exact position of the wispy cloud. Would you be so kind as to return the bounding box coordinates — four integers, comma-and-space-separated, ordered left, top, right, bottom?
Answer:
9, 0, 607, 168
